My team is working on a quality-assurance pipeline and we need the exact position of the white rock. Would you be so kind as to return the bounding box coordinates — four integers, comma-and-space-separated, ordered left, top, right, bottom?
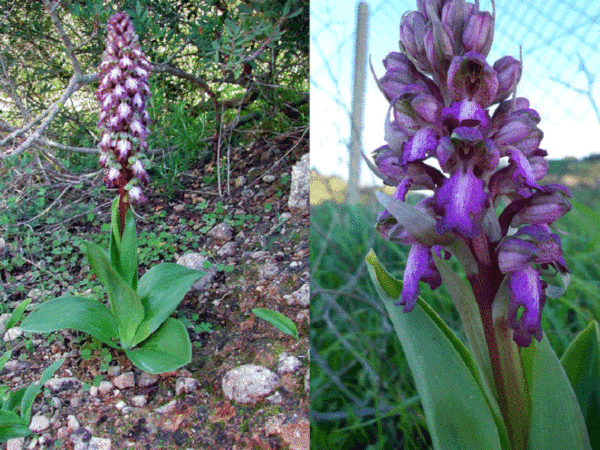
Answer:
222, 364, 280, 404
67, 414, 80, 431
98, 381, 113, 395
284, 283, 309, 307
112, 372, 135, 390
29, 414, 50, 433
259, 262, 279, 280
138, 371, 159, 388
6, 437, 25, 450
288, 153, 309, 213
176, 377, 200, 396
88, 437, 111, 450
44, 377, 80, 393
263, 174, 276, 183
154, 399, 177, 414
217, 241, 237, 257
176, 253, 217, 291
115, 400, 127, 410
131, 395, 147, 407
277, 353, 302, 374
3, 326, 23, 341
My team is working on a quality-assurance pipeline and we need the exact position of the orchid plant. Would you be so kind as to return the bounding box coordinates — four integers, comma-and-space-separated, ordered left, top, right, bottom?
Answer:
20, 13, 204, 375
365, 1, 595, 448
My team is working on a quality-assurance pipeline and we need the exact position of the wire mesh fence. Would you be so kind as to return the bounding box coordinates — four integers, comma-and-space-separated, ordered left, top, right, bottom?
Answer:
311, 0, 600, 188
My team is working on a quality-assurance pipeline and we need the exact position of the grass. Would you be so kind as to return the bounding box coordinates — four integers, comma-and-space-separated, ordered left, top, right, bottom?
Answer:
310, 173, 600, 449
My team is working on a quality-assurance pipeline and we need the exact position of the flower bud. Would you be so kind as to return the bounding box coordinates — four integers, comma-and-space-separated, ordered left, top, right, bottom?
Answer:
493, 56, 522, 104
399, 11, 431, 73
507, 265, 544, 346
424, 20, 454, 83
462, 10, 494, 56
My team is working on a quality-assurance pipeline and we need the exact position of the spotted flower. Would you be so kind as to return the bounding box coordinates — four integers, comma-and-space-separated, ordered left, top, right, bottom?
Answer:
97, 12, 151, 204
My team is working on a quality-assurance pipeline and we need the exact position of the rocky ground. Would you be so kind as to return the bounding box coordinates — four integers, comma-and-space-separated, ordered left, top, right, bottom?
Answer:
0, 128, 309, 450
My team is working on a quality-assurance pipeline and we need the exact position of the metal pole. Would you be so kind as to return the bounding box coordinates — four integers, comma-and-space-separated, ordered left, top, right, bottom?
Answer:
347, 2, 369, 205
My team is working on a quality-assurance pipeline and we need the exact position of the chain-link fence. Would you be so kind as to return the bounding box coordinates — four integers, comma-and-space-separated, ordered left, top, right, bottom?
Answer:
311, 0, 600, 187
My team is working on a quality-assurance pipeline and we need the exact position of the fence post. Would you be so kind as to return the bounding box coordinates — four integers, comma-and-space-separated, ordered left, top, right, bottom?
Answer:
347, 2, 369, 205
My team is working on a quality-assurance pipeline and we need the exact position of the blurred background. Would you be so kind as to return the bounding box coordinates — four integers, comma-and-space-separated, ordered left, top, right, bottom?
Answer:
310, 2, 600, 449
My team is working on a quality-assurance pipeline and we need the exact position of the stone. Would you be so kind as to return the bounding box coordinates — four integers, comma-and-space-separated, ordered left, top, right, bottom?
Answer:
113, 372, 135, 390
98, 381, 114, 395
217, 241, 237, 257
29, 414, 50, 433
3, 327, 23, 341
277, 353, 302, 374
259, 262, 278, 280
88, 437, 111, 450
235, 175, 246, 187
0, 313, 9, 336
44, 377, 80, 393
115, 400, 127, 410
283, 283, 309, 307
263, 174, 276, 183
176, 253, 218, 291
288, 153, 309, 213
67, 414, 80, 432
222, 364, 280, 404
154, 399, 177, 414
6, 437, 24, 450
107, 365, 121, 377
176, 377, 200, 396
208, 222, 233, 241
131, 395, 147, 407
138, 372, 159, 388
304, 368, 309, 393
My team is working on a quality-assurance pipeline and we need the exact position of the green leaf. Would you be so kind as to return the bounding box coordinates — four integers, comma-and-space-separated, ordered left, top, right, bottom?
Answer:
20, 296, 119, 348
560, 321, 600, 449
366, 250, 505, 450
5, 298, 32, 330
433, 254, 496, 403
132, 263, 204, 346
0, 351, 11, 372
0, 410, 30, 443
19, 358, 64, 423
84, 242, 144, 348
109, 198, 139, 290
528, 335, 591, 449
252, 308, 299, 340
125, 318, 191, 374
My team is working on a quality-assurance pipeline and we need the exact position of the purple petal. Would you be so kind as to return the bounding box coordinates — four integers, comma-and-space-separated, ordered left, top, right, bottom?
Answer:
498, 237, 537, 273
507, 265, 544, 347
402, 127, 438, 164
398, 243, 442, 312
447, 52, 498, 107
434, 166, 488, 239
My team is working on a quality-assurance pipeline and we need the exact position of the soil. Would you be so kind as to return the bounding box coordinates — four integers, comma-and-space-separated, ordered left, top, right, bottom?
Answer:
0, 128, 309, 450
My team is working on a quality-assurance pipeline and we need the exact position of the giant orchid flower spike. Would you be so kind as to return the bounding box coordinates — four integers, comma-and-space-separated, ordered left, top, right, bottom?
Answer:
371, 0, 571, 348
97, 12, 151, 219
365, 1, 593, 449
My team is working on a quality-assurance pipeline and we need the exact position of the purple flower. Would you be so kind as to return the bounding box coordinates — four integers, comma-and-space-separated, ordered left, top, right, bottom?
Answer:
97, 12, 151, 203
370, 0, 572, 347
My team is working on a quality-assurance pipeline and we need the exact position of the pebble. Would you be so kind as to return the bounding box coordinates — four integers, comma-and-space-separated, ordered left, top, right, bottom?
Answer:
115, 400, 127, 410
44, 377, 80, 393
208, 223, 233, 241
113, 372, 135, 390
235, 175, 246, 187
277, 353, 303, 374
176, 377, 200, 396
67, 414, 80, 431
107, 365, 121, 377
89, 437, 112, 450
259, 262, 279, 280
217, 241, 237, 257
138, 372, 159, 388
283, 283, 309, 307
29, 414, 50, 433
222, 364, 280, 404
98, 380, 113, 395
154, 399, 177, 414
131, 395, 147, 407
3, 327, 23, 341
6, 437, 24, 450
263, 174, 276, 183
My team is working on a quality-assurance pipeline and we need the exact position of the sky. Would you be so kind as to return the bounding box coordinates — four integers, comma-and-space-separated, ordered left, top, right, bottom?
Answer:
311, 0, 600, 186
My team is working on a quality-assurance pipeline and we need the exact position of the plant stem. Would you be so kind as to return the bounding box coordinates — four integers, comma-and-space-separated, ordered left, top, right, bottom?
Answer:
471, 267, 530, 450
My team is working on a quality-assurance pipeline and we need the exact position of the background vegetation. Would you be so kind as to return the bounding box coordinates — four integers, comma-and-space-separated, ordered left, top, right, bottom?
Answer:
0, 0, 308, 221
310, 159, 600, 449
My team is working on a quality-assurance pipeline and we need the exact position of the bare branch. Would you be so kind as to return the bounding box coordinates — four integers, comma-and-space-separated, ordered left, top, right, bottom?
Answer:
42, 0, 82, 75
